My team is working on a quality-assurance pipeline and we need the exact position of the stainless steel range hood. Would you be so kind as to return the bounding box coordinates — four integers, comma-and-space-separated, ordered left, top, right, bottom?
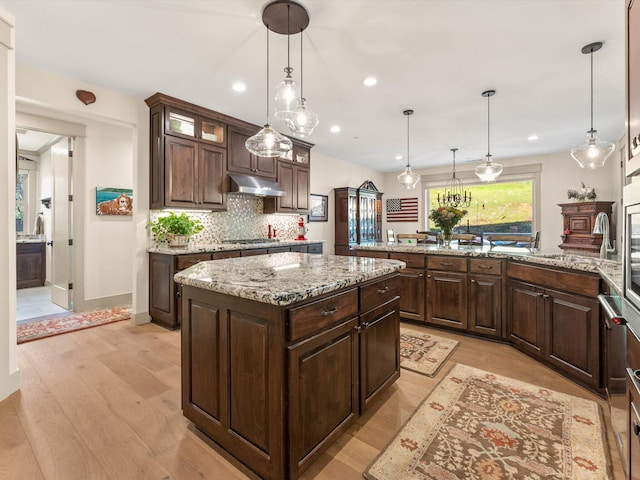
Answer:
228, 173, 286, 197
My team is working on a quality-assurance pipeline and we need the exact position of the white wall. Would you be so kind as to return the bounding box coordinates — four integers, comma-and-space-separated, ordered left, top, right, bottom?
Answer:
383, 150, 621, 252
308, 151, 385, 255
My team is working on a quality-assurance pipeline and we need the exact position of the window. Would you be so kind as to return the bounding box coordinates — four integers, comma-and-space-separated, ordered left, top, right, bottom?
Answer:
16, 171, 27, 233
426, 179, 534, 234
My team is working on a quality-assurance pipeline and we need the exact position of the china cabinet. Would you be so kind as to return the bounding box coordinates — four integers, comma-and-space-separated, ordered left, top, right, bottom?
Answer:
334, 186, 383, 256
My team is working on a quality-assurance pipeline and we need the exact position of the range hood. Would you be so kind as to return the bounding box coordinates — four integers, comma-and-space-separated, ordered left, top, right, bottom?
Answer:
228, 173, 286, 197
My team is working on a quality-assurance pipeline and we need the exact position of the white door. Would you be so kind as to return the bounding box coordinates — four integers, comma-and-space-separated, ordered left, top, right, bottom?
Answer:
51, 137, 72, 309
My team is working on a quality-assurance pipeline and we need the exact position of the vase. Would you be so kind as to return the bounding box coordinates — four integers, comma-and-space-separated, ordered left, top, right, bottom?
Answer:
166, 233, 189, 248
442, 229, 452, 248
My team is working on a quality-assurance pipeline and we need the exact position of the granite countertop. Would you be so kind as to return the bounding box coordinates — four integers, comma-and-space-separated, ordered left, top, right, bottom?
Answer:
148, 239, 324, 255
355, 243, 623, 292
16, 235, 45, 244
174, 252, 405, 306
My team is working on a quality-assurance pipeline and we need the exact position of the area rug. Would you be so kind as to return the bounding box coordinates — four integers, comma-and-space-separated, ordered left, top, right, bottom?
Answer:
364, 363, 611, 480
400, 328, 459, 377
17, 305, 131, 344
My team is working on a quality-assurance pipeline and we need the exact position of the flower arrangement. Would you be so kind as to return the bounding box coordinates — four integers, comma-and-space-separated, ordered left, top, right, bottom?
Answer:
429, 206, 468, 240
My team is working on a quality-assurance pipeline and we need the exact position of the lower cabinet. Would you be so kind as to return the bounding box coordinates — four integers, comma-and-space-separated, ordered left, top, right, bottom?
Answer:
627, 327, 640, 479
389, 252, 426, 322
181, 272, 400, 480
426, 256, 468, 331
507, 280, 545, 357
17, 241, 46, 289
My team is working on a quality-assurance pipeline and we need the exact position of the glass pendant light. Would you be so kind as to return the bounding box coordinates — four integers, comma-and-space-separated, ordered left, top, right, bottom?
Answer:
438, 148, 472, 208
475, 89, 503, 182
571, 42, 615, 169
273, 4, 301, 120
245, 26, 292, 158
284, 28, 319, 137
397, 109, 421, 189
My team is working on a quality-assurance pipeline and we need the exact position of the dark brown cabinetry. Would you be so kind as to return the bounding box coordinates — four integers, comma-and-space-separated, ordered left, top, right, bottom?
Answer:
181, 271, 399, 480
426, 256, 468, 331
227, 126, 277, 178
507, 262, 601, 390
146, 94, 228, 211
334, 187, 383, 256
263, 160, 310, 214
16, 241, 46, 289
627, 327, 640, 479
627, 0, 640, 175
558, 201, 614, 252
468, 258, 503, 337
389, 253, 426, 322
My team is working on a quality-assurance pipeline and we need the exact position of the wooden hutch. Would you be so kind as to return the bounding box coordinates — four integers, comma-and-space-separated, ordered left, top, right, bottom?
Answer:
334, 183, 383, 256
558, 201, 614, 252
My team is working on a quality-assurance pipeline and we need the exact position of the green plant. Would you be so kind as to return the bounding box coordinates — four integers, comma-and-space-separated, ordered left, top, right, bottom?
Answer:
147, 212, 204, 243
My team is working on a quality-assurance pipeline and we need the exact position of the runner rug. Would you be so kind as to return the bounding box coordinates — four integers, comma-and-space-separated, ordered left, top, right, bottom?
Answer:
400, 328, 459, 377
17, 305, 131, 344
364, 363, 611, 480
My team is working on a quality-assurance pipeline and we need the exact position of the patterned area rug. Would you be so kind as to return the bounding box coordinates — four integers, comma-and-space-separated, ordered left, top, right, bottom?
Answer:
364, 363, 611, 480
17, 305, 131, 344
400, 328, 459, 377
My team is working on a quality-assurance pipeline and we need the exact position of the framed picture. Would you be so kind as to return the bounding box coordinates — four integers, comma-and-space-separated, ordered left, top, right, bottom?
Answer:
96, 187, 133, 216
309, 194, 328, 222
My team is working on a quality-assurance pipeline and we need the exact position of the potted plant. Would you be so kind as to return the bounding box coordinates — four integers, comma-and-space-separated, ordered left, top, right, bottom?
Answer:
148, 211, 204, 247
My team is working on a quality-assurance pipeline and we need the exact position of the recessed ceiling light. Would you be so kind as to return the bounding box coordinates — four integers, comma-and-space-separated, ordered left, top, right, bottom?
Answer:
395, 155, 402, 160
330, 125, 341, 133
528, 134, 539, 141
363, 77, 377, 87
232, 82, 247, 92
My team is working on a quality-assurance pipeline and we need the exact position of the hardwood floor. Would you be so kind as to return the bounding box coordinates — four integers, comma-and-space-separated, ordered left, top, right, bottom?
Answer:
0, 320, 624, 479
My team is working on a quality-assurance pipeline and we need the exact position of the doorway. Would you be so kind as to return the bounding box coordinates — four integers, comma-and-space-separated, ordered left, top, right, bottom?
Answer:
16, 127, 74, 323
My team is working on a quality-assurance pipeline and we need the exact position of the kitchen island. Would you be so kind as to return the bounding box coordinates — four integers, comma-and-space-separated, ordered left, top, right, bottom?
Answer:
174, 252, 404, 480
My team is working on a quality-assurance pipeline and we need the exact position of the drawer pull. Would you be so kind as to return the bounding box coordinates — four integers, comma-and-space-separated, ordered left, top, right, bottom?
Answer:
354, 325, 362, 333
377, 286, 390, 294
543, 294, 550, 299
478, 265, 493, 269
321, 306, 339, 316
634, 370, 640, 381
470, 279, 476, 283
634, 420, 640, 437
440, 262, 453, 266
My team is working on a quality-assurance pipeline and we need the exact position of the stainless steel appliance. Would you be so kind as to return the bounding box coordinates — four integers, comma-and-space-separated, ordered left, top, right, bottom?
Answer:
625, 183, 640, 312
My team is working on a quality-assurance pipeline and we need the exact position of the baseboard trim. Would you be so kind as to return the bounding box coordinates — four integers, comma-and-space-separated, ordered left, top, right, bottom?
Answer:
132, 311, 151, 326
81, 293, 132, 312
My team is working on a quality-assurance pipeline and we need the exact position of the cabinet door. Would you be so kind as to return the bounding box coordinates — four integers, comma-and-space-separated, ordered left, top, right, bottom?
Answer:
396, 267, 425, 322
255, 155, 277, 178
164, 136, 198, 208
507, 280, 544, 358
360, 300, 400, 412
288, 318, 358, 479
16, 243, 45, 289
468, 274, 502, 337
149, 253, 177, 329
295, 166, 309, 211
198, 143, 226, 210
544, 288, 600, 388
277, 161, 295, 211
227, 128, 254, 175
426, 271, 468, 330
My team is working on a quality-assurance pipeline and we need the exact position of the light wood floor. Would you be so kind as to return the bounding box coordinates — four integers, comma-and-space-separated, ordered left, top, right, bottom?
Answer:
0, 320, 624, 480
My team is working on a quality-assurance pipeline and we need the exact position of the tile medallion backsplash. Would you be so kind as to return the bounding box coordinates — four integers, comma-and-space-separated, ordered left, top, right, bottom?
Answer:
149, 193, 300, 246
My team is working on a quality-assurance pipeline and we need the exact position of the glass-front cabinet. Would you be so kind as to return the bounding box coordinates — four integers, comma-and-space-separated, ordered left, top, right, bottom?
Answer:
334, 186, 383, 255
165, 107, 226, 147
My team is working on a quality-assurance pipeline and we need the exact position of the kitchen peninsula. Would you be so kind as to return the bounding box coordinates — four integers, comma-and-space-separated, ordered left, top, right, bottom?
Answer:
174, 252, 404, 480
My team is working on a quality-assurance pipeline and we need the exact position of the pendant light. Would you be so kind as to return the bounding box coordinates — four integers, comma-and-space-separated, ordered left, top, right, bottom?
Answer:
397, 109, 421, 189
438, 148, 471, 208
284, 28, 319, 137
475, 89, 503, 182
268, 2, 303, 121
570, 42, 615, 169
245, 25, 292, 158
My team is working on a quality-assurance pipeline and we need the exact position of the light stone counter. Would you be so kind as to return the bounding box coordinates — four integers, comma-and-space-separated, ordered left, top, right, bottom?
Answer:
174, 252, 405, 306
16, 234, 45, 243
148, 239, 323, 255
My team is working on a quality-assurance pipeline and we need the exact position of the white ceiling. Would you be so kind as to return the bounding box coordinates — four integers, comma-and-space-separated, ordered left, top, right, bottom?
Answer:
0, 0, 626, 172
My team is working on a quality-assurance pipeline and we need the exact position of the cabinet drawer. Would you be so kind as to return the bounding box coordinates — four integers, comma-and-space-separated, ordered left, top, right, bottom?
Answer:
507, 262, 600, 297
389, 252, 426, 269
268, 246, 291, 253
212, 250, 240, 259
287, 288, 358, 342
469, 258, 502, 275
241, 249, 268, 256
360, 275, 400, 312
307, 243, 323, 254
427, 256, 468, 272
357, 250, 389, 259
176, 253, 212, 271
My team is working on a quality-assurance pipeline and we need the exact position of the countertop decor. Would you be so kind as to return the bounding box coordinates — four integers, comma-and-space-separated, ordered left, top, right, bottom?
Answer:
174, 252, 405, 306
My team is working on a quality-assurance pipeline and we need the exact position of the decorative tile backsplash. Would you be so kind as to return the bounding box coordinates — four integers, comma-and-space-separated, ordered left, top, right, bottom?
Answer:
149, 193, 300, 246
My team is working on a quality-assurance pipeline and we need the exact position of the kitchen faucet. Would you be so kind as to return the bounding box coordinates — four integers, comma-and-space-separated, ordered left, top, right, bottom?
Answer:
592, 212, 614, 259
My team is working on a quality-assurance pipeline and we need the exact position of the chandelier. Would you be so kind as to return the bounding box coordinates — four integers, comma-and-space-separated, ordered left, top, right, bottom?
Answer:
397, 109, 421, 189
438, 148, 471, 208
570, 41, 615, 169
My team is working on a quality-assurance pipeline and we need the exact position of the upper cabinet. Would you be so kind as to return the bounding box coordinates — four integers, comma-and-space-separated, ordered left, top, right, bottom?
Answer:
627, 0, 640, 175
264, 143, 312, 214
165, 107, 227, 147
227, 126, 277, 178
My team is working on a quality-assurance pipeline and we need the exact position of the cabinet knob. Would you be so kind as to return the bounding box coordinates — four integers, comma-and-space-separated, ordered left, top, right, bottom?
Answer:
478, 265, 493, 270
176, 291, 181, 298
354, 325, 362, 333
321, 306, 338, 316
470, 279, 476, 283
543, 294, 550, 299
427, 274, 432, 278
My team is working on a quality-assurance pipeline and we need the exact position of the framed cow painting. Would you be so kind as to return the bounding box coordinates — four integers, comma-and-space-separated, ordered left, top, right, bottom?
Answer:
96, 187, 133, 216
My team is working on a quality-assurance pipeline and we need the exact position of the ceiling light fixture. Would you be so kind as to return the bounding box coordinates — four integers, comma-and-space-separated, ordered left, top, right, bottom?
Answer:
266, 1, 305, 121
330, 125, 341, 133
438, 148, 471, 208
363, 77, 377, 86
232, 82, 247, 92
284, 25, 319, 137
245, 23, 292, 158
527, 134, 538, 141
475, 89, 503, 182
570, 41, 615, 169
397, 109, 421, 189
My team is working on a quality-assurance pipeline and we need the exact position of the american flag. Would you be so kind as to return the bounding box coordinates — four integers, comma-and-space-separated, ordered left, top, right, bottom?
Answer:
386, 198, 418, 222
